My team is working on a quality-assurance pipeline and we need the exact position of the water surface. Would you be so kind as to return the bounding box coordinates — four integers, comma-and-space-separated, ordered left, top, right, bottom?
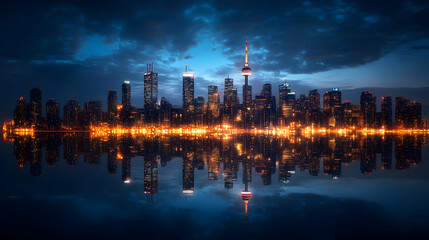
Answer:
1, 134, 428, 239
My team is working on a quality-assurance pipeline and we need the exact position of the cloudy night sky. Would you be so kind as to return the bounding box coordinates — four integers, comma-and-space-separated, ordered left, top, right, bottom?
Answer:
1, 0, 429, 119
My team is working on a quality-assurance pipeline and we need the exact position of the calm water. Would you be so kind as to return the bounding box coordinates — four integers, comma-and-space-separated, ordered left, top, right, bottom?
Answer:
1, 133, 429, 239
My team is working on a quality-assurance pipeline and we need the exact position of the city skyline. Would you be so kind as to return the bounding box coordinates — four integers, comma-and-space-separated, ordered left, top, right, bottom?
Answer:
4, 41, 427, 132
2, 1, 429, 124
2, 1, 429, 239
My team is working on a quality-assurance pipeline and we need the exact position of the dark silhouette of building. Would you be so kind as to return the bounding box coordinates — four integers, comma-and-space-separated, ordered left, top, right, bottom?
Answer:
107, 90, 118, 126
63, 99, 80, 129
45, 98, 61, 130
14, 97, 28, 127
360, 91, 376, 128
381, 96, 392, 128
122, 81, 131, 109
30, 88, 42, 128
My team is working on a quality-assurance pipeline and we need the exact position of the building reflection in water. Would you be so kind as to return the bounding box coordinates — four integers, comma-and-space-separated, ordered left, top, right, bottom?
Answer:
7, 133, 427, 221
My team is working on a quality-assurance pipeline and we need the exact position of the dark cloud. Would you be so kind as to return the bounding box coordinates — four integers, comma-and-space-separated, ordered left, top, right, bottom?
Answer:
210, 0, 429, 74
412, 45, 429, 50
0, 0, 429, 120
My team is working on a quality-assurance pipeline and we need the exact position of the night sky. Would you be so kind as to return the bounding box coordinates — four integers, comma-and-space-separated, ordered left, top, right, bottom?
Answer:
1, 0, 429, 119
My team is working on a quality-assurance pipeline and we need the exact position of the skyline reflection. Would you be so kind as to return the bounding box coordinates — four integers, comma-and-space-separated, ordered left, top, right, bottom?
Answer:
1, 133, 428, 238
7, 133, 426, 186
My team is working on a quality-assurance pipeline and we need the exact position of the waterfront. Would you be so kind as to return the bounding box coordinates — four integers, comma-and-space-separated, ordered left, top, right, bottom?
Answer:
0, 133, 428, 239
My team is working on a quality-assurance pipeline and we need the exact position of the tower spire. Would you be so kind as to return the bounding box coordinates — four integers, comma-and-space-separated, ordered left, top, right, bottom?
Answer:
241, 41, 252, 76
245, 41, 248, 67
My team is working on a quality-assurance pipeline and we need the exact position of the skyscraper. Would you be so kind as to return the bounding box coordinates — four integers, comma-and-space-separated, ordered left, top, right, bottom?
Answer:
160, 97, 172, 126
30, 88, 42, 128
323, 88, 342, 127
395, 97, 408, 128
308, 89, 321, 111
144, 61, 158, 106
255, 83, 276, 127
224, 77, 233, 103
323, 88, 341, 113
409, 101, 423, 128
223, 77, 237, 125
85, 100, 102, 125
63, 99, 80, 129
14, 97, 28, 127
208, 85, 220, 124
182, 66, 194, 110
107, 90, 118, 125
45, 98, 60, 130
381, 96, 392, 128
122, 81, 131, 108
278, 80, 296, 127
208, 85, 218, 107
360, 91, 376, 128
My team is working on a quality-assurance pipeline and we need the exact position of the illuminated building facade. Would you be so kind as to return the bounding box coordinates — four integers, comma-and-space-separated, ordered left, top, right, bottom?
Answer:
144, 62, 159, 125
323, 88, 342, 127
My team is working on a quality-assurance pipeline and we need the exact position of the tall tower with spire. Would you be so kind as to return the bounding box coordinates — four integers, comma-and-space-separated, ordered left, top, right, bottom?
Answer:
242, 41, 252, 128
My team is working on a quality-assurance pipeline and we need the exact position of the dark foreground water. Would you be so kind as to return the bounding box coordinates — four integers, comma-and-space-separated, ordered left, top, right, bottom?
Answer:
0, 133, 428, 239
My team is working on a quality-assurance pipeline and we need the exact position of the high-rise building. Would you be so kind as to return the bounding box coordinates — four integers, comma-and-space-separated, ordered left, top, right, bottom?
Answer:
409, 101, 423, 128
207, 85, 220, 125
30, 88, 42, 128
208, 86, 218, 107
45, 98, 60, 130
122, 81, 131, 108
278, 80, 296, 127
182, 66, 194, 110
107, 90, 118, 125
323, 88, 342, 127
195, 96, 205, 126
85, 100, 102, 125
121, 81, 133, 127
254, 83, 276, 128
323, 88, 341, 113
360, 91, 376, 128
381, 96, 392, 128
63, 99, 80, 129
144, 62, 159, 126
308, 89, 320, 111
395, 97, 408, 128
279, 80, 295, 103
144, 61, 158, 106
224, 77, 233, 97
223, 77, 237, 125
160, 97, 172, 126
14, 97, 28, 127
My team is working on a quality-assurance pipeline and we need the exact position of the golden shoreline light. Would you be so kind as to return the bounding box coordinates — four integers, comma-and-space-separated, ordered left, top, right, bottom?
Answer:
3, 121, 429, 140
